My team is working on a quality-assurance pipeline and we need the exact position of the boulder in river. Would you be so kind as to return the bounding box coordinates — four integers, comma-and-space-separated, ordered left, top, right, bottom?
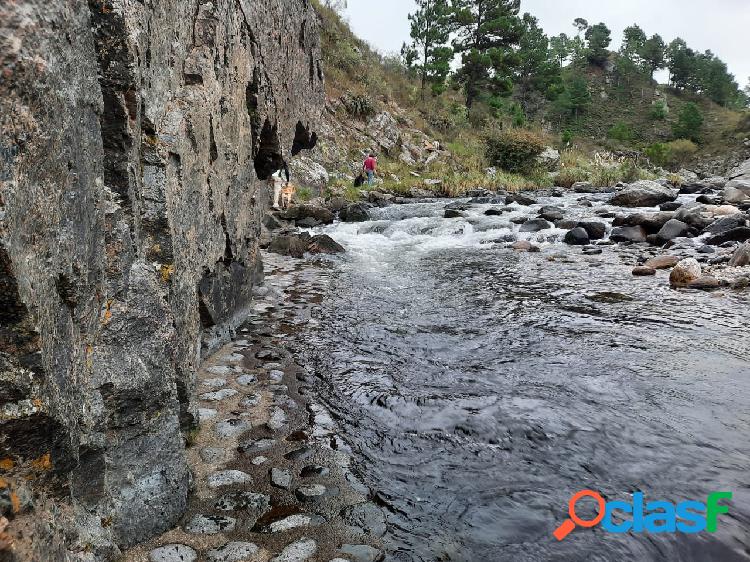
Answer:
654, 219, 690, 245
445, 209, 467, 219
308, 235, 346, 255
519, 218, 551, 232
609, 181, 678, 208
340, 203, 371, 223
577, 221, 606, 240
538, 206, 565, 222
669, 258, 702, 286
484, 208, 504, 216
610, 226, 647, 243
702, 214, 748, 236
722, 185, 750, 204
644, 255, 680, 270
267, 235, 309, 259
564, 227, 590, 246
280, 204, 334, 225
705, 227, 750, 246
632, 266, 656, 276
511, 240, 539, 252
506, 193, 537, 206
729, 242, 750, 267
688, 276, 720, 290
613, 212, 674, 234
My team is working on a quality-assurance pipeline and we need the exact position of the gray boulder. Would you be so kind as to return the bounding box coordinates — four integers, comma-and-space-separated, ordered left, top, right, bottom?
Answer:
564, 227, 590, 246
519, 218, 551, 232
577, 221, 607, 240
340, 203, 371, 222
729, 242, 750, 267
609, 181, 677, 208
655, 219, 690, 245
610, 226, 648, 243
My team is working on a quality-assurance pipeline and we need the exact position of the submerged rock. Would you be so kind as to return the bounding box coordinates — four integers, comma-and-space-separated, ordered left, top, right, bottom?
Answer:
564, 227, 590, 246
340, 203, 372, 222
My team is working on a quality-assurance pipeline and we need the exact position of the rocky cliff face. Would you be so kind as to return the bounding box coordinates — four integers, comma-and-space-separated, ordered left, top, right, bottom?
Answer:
0, 0, 322, 557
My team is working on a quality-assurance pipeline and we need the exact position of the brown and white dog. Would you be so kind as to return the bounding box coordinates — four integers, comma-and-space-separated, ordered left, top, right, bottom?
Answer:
280, 182, 297, 209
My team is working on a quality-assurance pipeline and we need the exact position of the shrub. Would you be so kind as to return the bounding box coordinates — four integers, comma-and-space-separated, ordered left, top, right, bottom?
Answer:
296, 186, 313, 202
590, 165, 621, 187
650, 100, 668, 120
340, 92, 375, 117
672, 102, 703, 142
666, 139, 698, 168
608, 121, 633, 142
555, 166, 590, 188
644, 143, 670, 168
484, 128, 547, 174
561, 129, 574, 144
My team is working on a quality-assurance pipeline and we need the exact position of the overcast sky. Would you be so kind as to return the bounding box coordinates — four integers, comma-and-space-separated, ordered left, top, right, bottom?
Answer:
342, 0, 749, 87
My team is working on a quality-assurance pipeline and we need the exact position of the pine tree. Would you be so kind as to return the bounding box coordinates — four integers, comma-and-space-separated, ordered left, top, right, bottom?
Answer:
584, 22, 611, 67
621, 25, 646, 64
450, 0, 524, 107
573, 18, 589, 38
640, 34, 666, 79
516, 14, 560, 102
673, 102, 703, 142
402, 0, 454, 99
549, 33, 571, 67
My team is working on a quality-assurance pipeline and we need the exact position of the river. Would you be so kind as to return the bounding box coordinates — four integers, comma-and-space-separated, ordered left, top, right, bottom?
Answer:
295, 193, 750, 561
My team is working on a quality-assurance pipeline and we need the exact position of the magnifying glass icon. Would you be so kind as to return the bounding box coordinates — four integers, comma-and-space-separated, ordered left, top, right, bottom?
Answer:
553, 490, 606, 541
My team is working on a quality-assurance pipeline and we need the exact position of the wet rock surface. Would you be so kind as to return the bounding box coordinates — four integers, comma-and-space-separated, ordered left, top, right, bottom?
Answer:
126, 253, 385, 561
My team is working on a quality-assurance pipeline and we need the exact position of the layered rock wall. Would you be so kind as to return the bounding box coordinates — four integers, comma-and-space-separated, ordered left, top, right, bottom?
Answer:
0, 0, 322, 557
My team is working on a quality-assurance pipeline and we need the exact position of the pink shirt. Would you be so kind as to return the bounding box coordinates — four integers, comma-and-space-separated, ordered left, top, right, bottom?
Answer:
364, 157, 377, 171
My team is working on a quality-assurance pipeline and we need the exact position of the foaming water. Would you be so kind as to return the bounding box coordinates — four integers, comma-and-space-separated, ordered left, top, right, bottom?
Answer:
300, 194, 750, 561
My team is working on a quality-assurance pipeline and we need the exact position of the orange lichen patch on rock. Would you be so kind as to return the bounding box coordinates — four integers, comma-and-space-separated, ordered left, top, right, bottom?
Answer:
30, 454, 51, 471
0, 460, 13, 472
160, 264, 175, 283
102, 299, 114, 325
0, 478, 7, 489
9, 493, 19, 514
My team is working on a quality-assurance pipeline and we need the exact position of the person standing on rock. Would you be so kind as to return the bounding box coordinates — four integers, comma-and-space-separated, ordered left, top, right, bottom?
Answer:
363, 153, 378, 187
269, 159, 290, 210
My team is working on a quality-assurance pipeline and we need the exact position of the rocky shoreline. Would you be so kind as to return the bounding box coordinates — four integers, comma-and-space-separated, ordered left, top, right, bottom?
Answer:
264, 159, 750, 294
124, 253, 385, 562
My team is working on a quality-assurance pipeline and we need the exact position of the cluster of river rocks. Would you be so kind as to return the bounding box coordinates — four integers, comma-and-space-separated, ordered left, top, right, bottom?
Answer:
264, 159, 750, 291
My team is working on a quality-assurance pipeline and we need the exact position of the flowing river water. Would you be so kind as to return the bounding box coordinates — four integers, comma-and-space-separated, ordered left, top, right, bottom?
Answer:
293, 193, 750, 561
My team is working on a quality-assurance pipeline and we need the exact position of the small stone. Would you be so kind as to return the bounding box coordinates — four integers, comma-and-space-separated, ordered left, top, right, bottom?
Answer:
271, 468, 292, 489
269, 514, 323, 533
240, 393, 262, 408
688, 276, 720, 290
184, 514, 236, 535
200, 389, 238, 402
341, 502, 387, 538
207, 366, 233, 376
252, 456, 268, 465
206, 542, 259, 562
239, 438, 277, 454
271, 538, 317, 562
216, 418, 252, 439
284, 447, 313, 461
207, 470, 252, 488
256, 349, 282, 361
338, 544, 382, 562
215, 491, 270, 514
199, 447, 227, 463
632, 266, 656, 276
670, 258, 702, 286
202, 378, 228, 388
644, 255, 680, 270
199, 408, 218, 421
267, 408, 288, 431
269, 370, 285, 383
149, 544, 198, 562
582, 246, 602, 255
295, 484, 326, 501
301, 465, 330, 478
225, 353, 245, 364
237, 374, 258, 386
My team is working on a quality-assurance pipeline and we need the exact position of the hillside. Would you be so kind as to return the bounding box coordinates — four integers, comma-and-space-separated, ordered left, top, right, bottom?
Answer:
293, 1, 750, 199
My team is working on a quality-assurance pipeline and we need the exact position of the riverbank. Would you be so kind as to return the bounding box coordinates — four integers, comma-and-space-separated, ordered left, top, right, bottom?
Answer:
124, 254, 385, 562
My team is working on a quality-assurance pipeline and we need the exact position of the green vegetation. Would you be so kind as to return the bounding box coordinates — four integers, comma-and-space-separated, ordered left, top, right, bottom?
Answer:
312, 0, 749, 197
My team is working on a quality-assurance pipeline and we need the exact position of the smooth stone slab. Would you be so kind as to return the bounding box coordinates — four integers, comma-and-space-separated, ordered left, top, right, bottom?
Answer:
263, 363, 283, 370
339, 545, 382, 562
199, 408, 218, 421
252, 456, 268, 465
239, 438, 276, 454
341, 503, 387, 538
295, 484, 326, 501
200, 389, 238, 402
240, 393, 262, 408
202, 377, 227, 388
237, 374, 258, 386
269, 370, 284, 383
207, 366, 233, 376
199, 447, 227, 464
184, 514, 236, 535
271, 468, 292, 489
271, 538, 317, 562
207, 470, 252, 488
267, 408, 288, 431
206, 542, 259, 562
149, 544, 197, 562
269, 514, 324, 533
215, 418, 252, 439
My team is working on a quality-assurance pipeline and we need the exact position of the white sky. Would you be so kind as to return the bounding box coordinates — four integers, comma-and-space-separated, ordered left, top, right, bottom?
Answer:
341, 0, 749, 87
